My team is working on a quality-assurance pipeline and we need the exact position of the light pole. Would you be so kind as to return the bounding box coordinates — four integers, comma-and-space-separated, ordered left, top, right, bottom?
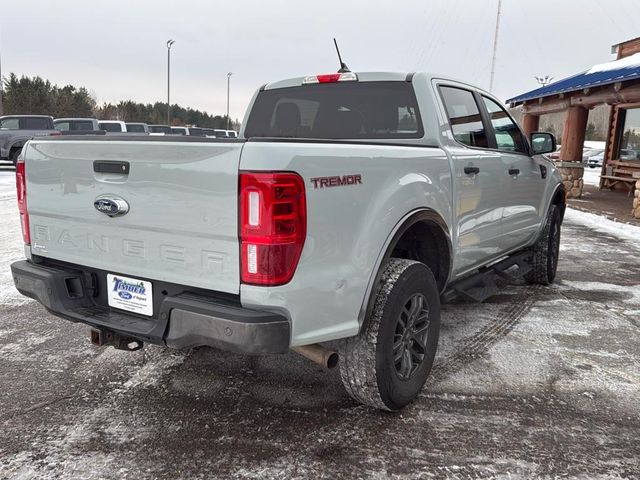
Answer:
534, 75, 554, 87
167, 39, 175, 126
226, 72, 232, 130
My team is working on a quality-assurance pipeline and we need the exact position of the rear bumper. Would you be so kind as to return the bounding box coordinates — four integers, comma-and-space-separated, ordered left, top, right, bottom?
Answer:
11, 260, 290, 354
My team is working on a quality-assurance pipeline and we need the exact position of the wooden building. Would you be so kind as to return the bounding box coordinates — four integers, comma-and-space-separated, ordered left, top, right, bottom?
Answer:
507, 37, 640, 218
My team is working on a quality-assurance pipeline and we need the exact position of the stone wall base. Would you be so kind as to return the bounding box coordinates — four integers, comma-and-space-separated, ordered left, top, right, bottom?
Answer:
556, 162, 585, 199
633, 180, 640, 219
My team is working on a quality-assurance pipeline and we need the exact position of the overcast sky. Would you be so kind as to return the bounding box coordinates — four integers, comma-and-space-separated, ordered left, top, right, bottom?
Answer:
2, 0, 639, 122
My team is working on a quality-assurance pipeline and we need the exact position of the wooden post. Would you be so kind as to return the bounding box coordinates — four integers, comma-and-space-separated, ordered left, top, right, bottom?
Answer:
522, 114, 540, 137
560, 106, 588, 161
558, 106, 588, 199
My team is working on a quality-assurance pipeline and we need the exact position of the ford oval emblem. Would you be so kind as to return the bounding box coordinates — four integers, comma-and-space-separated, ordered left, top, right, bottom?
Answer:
94, 195, 129, 217
118, 291, 133, 300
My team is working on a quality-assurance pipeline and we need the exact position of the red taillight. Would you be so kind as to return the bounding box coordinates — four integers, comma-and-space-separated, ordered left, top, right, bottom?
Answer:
239, 172, 306, 286
16, 156, 30, 245
302, 72, 358, 84
317, 74, 341, 83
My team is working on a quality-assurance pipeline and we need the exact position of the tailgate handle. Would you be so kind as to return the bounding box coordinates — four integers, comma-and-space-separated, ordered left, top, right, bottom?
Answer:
93, 160, 130, 174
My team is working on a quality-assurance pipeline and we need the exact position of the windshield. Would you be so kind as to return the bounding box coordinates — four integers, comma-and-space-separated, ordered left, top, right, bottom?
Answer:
244, 81, 423, 139
126, 124, 147, 133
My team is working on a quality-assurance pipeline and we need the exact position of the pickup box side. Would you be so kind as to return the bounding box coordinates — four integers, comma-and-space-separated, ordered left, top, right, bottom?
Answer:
239, 140, 453, 346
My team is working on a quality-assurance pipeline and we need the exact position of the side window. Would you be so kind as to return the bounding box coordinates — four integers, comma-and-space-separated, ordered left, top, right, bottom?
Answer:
618, 108, 640, 160
0, 118, 20, 129
440, 87, 487, 148
482, 96, 528, 154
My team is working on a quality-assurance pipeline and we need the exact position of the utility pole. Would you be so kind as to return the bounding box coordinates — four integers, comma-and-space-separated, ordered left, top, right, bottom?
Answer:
489, 0, 502, 92
167, 39, 175, 126
226, 72, 232, 130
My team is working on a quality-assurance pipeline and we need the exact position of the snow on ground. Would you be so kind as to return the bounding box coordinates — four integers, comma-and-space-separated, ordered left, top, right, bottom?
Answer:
0, 168, 30, 307
582, 166, 602, 187
0, 170, 639, 479
564, 207, 640, 242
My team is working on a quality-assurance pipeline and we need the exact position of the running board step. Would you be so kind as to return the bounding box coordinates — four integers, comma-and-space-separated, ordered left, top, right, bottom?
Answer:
441, 251, 533, 303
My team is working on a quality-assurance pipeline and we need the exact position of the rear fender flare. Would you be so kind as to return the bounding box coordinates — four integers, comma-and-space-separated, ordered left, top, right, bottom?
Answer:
356, 208, 452, 331
530, 182, 566, 244
10, 139, 27, 152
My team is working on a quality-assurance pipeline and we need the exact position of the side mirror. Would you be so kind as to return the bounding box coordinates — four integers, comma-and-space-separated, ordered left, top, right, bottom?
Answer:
530, 132, 556, 155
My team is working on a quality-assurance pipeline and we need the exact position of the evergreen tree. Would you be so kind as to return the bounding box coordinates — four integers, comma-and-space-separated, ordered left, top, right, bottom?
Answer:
1, 73, 238, 129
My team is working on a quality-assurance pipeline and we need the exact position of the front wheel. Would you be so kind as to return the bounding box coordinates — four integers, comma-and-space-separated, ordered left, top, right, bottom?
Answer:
525, 204, 562, 285
339, 258, 441, 411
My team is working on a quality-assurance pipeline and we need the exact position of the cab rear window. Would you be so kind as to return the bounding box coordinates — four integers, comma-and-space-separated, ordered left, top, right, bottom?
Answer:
244, 81, 423, 139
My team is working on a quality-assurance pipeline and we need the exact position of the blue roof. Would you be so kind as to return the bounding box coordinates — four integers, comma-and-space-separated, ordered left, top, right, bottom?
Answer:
507, 52, 640, 105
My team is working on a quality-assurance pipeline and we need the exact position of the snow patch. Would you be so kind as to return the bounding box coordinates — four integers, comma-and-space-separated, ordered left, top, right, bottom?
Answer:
586, 52, 640, 74
559, 280, 640, 305
564, 207, 640, 243
121, 351, 186, 390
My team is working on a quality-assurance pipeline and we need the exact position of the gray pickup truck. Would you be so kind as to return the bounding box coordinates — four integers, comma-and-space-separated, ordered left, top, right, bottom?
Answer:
11, 71, 564, 410
0, 115, 57, 165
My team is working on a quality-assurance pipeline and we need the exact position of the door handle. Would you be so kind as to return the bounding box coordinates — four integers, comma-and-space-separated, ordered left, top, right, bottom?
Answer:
508, 168, 520, 176
464, 166, 480, 175
94, 160, 130, 174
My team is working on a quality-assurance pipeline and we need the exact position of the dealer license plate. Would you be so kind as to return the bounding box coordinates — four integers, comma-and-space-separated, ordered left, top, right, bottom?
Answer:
106, 274, 153, 316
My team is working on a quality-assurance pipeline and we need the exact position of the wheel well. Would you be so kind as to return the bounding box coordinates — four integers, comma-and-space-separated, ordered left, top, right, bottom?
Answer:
552, 185, 566, 218
389, 219, 450, 291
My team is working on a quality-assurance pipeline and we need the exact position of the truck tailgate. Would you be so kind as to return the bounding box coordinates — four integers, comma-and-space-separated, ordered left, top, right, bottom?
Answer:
24, 138, 243, 294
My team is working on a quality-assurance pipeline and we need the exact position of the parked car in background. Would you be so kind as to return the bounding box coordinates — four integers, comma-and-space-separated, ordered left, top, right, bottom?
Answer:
0, 115, 57, 165
227, 130, 238, 138
547, 146, 561, 160
586, 150, 604, 168
186, 127, 206, 137
202, 128, 216, 137
54, 118, 100, 132
125, 122, 149, 134
171, 126, 188, 135
11, 71, 564, 411
213, 129, 229, 138
148, 125, 172, 135
98, 121, 127, 133
621, 148, 639, 160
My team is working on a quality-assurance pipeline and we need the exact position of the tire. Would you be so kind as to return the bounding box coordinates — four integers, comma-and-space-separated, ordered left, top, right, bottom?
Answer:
339, 258, 441, 411
10, 148, 21, 167
525, 204, 562, 285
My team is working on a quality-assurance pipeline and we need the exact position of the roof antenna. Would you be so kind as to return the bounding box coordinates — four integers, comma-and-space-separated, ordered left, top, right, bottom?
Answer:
333, 38, 351, 73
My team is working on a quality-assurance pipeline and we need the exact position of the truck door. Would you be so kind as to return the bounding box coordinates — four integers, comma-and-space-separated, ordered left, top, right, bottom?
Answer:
439, 86, 508, 274
479, 96, 545, 251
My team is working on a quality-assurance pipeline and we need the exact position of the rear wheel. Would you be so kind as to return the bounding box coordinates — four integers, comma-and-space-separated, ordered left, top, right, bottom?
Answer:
525, 205, 562, 285
339, 258, 441, 411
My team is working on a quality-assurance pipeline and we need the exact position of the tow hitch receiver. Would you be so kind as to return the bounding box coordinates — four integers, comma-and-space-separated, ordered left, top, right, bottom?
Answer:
90, 328, 144, 351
